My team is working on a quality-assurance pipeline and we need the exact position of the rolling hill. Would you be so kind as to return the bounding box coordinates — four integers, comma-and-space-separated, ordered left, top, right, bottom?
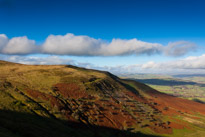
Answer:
0, 60, 205, 137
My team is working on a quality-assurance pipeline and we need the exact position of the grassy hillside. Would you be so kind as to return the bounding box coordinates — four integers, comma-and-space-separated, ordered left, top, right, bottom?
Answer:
1, 61, 205, 137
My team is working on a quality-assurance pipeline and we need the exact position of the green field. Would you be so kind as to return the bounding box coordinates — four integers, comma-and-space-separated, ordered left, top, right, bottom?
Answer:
121, 74, 205, 104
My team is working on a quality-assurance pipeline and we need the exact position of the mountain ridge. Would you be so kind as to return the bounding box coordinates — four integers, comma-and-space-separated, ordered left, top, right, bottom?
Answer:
0, 60, 205, 137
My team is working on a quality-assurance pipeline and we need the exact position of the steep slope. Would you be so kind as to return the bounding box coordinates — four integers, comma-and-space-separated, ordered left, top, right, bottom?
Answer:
0, 61, 205, 137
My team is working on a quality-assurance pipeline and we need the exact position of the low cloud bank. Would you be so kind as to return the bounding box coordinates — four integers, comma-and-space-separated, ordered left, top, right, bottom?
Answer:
1, 55, 74, 65
141, 54, 205, 70
1, 54, 205, 74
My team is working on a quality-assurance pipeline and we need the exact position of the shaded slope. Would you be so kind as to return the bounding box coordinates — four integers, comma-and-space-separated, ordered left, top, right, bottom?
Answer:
0, 110, 161, 137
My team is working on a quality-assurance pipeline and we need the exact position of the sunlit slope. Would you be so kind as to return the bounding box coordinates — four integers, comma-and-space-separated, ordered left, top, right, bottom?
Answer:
0, 61, 205, 137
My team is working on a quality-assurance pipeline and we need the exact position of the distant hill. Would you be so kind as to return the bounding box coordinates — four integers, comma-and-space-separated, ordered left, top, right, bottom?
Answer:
0, 60, 205, 137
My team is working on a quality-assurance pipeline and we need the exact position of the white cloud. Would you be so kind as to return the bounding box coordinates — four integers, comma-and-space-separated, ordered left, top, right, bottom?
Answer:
142, 61, 157, 69
42, 33, 102, 55
1, 55, 74, 65
163, 41, 196, 57
42, 34, 163, 56
103, 54, 204, 74
0, 36, 39, 54
168, 54, 205, 69
0, 33, 197, 56
139, 54, 205, 70
0, 34, 8, 51
99, 39, 162, 56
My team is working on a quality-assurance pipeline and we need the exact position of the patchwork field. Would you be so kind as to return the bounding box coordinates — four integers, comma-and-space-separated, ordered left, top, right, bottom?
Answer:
121, 74, 205, 104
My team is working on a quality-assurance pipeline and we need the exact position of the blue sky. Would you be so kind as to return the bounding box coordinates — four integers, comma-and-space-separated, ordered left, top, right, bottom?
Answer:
1, 0, 205, 74
1, 0, 205, 41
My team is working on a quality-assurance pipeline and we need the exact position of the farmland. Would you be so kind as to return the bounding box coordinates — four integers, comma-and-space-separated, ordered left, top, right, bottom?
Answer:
120, 74, 205, 104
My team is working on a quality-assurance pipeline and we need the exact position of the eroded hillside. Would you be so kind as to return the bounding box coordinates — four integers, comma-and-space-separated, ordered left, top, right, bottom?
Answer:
0, 61, 205, 137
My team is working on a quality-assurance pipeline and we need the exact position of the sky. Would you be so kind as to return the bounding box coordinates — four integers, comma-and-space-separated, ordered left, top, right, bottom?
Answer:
1, 0, 205, 74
